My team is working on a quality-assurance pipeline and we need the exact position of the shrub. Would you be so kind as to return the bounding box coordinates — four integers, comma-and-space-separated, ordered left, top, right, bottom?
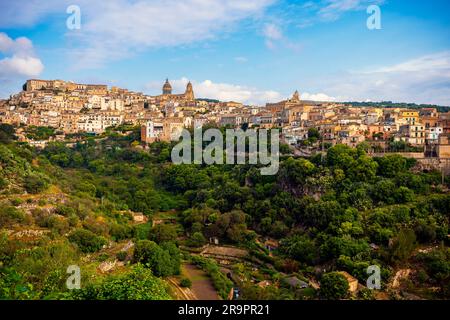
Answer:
97, 253, 109, 262
55, 205, 76, 217
72, 264, 171, 300
24, 173, 49, 194
67, 214, 79, 227
46, 215, 70, 235
417, 247, 450, 285
82, 216, 109, 236
320, 272, 349, 300
110, 223, 133, 241
116, 251, 128, 261
388, 228, 417, 264
134, 222, 152, 240
0, 177, 8, 190
68, 228, 107, 253
10, 198, 24, 206
187, 232, 206, 247
0, 206, 25, 227
180, 278, 192, 288
149, 224, 178, 244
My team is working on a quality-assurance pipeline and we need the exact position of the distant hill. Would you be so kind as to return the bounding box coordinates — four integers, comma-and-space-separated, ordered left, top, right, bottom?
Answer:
343, 101, 450, 113
196, 98, 220, 103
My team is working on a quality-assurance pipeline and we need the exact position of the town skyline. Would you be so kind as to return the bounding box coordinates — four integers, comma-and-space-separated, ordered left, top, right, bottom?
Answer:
6, 77, 450, 108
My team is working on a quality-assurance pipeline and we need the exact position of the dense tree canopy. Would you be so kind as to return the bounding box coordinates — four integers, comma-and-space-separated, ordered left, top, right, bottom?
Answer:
0, 125, 448, 300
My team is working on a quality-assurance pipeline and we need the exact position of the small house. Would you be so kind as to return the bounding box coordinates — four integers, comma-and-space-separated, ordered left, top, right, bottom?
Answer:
338, 271, 359, 294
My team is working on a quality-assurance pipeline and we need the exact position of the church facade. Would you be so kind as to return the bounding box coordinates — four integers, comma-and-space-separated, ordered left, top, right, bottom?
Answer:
153, 79, 195, 106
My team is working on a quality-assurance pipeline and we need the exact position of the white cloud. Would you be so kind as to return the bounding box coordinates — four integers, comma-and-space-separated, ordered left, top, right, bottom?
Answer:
317, 51, 450, 105
301, 92, 336, 101
0, 33, 34, 54
263, 23, 283, 40
62, 0, 275, 68
282, 0, 385, 29
374, 52, 450, 73
0, 32, 44, 79
234, 56, 248, 63
0, 56, 44, 78
262, 23, 283, 49
0, 0, 275, 68
318, 0, 384, 21
319, 0, 362, 21
261, 22, 302, 51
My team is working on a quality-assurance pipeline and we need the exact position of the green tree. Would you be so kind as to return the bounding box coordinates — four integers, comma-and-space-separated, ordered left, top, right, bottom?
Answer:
320, 272, 349, 300
375, 154, 408, 177
304, 200, 342, 229
133, 240, 180, 276
188, 232, 207, 247
388, 228, 417, 264
149, 224, 178, 244
68, 229, 107, 253
24, 173, 49, 194
0, 124, 15, 143
280, 234, 318, 264
393, 186, 414, 204
308, 127, 321, 140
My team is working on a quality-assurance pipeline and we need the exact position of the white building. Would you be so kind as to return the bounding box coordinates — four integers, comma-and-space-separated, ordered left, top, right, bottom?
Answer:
427, 127, 443, 142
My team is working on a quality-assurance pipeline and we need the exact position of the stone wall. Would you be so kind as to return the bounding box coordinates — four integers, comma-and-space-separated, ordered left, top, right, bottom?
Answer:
413, 158, 450, 175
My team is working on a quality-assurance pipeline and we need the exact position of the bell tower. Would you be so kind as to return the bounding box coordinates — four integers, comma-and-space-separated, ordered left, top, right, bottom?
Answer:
185, 81, 195, 101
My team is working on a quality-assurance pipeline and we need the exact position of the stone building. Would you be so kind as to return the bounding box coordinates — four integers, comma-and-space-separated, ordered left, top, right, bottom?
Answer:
437, 134, 450, 158
153, 79, 195, 106
141, 118, 184, 143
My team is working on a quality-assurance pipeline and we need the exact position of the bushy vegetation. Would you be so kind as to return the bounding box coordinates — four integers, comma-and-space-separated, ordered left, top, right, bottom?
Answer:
68, 229, 108, 253
180, 278, 192, 288
72, 264, 171, 300
0, 124, 448, 300
320, 272, 349, 300
25, 126, 57, 141
133, 240, 181, 276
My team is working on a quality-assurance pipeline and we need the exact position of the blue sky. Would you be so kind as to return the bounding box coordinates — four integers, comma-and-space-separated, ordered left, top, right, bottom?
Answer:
0, 0, 449, 105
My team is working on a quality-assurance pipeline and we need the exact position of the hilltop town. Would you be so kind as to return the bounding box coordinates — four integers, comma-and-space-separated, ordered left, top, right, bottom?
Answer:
0, 79, 449, 162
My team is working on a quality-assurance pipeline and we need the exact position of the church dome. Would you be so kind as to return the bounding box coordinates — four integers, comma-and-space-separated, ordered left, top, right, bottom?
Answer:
162, 78, 172, 95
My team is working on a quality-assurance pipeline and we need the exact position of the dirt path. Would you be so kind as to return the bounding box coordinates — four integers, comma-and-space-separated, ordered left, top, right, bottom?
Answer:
183, 264, 220, 300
